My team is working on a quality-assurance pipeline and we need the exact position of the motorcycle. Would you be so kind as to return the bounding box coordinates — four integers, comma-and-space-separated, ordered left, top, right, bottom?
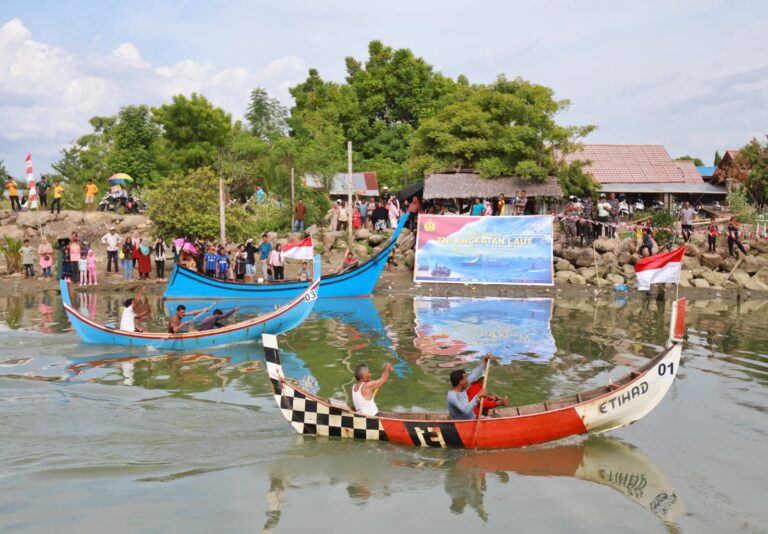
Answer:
97, 192, 147, 214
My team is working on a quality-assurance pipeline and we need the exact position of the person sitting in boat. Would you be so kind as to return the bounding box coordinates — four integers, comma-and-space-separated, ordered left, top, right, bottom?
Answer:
167, 304, 210, 334
338, 250, 359, 274
198, 307, 240, 331
447, 356, 489, 420
467, 369, 509, 417
296, 261, 311, 281
352, 362, 394, 417
119, 287, 150, 332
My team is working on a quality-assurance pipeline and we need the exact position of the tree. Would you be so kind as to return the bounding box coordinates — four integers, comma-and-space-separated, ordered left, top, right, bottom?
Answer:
108, 105, 162, 188
245, 88, 288, 142
0, 159, 7, 178
714, 150, 722, 166
152, 93, 232, 173
738, 136, 768, 210
675, 155, 705, 166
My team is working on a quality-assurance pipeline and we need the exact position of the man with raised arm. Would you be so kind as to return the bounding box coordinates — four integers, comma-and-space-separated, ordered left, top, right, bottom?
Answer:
352, 362, 393, 416
447, 355, 489, 420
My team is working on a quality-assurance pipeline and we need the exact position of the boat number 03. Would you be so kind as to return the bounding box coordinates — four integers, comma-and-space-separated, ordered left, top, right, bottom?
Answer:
303, 290, 318, 302
657, 362, 675, 376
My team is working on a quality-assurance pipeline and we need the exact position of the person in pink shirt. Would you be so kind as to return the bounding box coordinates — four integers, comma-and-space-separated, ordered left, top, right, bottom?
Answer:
69, 234, 82, 284
86, 249, 98, 285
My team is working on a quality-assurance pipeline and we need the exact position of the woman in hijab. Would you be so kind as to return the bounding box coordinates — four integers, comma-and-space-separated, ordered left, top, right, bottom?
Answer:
38, 237, 54, 279
131, 231, 142, 267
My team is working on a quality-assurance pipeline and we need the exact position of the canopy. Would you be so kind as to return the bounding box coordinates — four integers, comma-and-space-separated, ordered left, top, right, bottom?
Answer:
109, 173, 134, 184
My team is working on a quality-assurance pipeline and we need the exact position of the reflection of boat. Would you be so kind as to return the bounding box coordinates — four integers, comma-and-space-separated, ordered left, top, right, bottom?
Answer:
263, 299, 686, 449
60, 258, 320, 350
431, 264, 451, 277
164, 214, 408, 299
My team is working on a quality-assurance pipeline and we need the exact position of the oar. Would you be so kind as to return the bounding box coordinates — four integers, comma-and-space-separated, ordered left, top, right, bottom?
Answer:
472, 353, 492, 449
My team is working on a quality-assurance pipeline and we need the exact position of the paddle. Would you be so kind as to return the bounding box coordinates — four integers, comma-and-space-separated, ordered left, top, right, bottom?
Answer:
472, 353, 493, 449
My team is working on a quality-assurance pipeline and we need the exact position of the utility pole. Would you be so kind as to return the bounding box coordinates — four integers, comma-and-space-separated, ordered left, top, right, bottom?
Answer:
347, 141, 353, 247
219, 178, 226, 246
290, 167, 295, 231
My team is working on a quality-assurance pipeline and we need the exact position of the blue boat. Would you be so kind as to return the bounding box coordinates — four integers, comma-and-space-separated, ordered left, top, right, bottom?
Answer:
60, 256, 321, 350
163, 214, 409, 299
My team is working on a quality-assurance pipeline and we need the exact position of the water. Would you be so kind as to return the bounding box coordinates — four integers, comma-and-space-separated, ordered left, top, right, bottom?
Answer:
0, 290, 766, 533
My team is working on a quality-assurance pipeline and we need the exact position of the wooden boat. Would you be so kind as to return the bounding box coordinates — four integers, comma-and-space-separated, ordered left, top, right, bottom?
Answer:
263, 298, 686, 449
60, 256, 321, 350
163, 214, 409, 299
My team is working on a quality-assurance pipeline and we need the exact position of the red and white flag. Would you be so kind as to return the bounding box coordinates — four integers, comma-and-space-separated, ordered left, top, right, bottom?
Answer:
636, 246, 686, 291
25, 153, 39, 208
282, 237, 314, 260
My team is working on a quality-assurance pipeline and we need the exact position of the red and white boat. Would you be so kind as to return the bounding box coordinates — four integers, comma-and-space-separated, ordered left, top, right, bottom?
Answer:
263, 299, 686, 449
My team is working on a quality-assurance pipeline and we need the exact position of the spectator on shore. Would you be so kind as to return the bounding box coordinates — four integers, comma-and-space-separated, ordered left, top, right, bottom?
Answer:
37, 176, 48, 208
338, 200, 349, 231
608, 193, 620, 238
366, 197, 377, 230
727, 217, 747, 258
137, 241, 152, 280
244, 238, 257, 276
217, 246, 230, 280
130, 232, 142, 268
595, 194, 612, 239
234, 244, 246, 280
20, 239, 35, 279
78, 252, 88, 286
495, 195, 506, 216
204, 245, 218, 277
678, 201, 697, 243
638, 218, 655, 257
84, 180, 98, 211
179, 251, 197, 270
86, 249, 97, 285
386, 198, 399, 228
69, 233, 82, 284
256, 185, 265, 203
50, 181, 64, 215
330, 200, 341, 231
258, 234, 272, 280
352, 204, 362, 229
269, 243, 284, 280
357, 198, 368, 228
38, 237, 53, 279
471, 198, 484, 216
121, 240, 134, 280
517, 190, 528, 215
371, 201, 388, 231
6, 177, 20, 211
55, 237, 69, 280
153, 238, 167, 279
294, 199, 306, 232
102, 226, 121, 274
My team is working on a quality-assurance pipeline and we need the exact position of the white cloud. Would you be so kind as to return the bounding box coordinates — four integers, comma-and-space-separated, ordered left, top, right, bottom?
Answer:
111, 42, 148, 69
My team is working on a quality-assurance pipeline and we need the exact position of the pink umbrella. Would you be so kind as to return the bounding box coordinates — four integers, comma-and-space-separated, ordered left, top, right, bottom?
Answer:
173, 239, 198, 255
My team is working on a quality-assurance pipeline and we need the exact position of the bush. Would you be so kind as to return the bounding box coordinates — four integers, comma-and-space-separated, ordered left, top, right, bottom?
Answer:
0, 237, 23, 274
727, 186, 757, 224
651, 210, 676, 248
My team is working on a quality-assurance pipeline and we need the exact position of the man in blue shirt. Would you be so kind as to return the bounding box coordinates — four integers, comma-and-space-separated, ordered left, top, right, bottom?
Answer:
447, 355, 489, 419
470, 198, 485, 216
258, 233, 272, 280
204, 245, 218, 277
256, 185, 264, 203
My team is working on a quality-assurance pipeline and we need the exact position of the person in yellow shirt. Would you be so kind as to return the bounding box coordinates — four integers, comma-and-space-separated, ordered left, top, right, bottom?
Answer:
6, 177, 20, 211
84, 180, 99, 211
50, 181, 64, 215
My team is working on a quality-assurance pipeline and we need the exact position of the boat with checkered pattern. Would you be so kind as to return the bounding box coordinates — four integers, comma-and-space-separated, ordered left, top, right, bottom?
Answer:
163, 214, 409, 300
262, 298, 686, 449
60, 255, 321, 350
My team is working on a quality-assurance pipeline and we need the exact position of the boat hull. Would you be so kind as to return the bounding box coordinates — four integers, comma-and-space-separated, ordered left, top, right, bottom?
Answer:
164, 214, 409, 299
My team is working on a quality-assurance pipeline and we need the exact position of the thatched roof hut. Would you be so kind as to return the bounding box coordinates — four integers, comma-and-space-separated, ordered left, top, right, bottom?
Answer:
423, 172, 563, 200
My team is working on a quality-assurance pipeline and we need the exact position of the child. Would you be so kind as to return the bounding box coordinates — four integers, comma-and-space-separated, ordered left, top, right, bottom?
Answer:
638, 218, 654, 257
20, 239, 36, 279
707, 216, 720, 253
352, 206, 362, 229
216, 247, 229, 280
727, 217, 746, 258
297, 261, 310, 281
386, 249, 398, 272
62, 244, 72, 280
204, 246, 218, 277
87, 249, 98, 285
38, 237, 53, 279
78, 254, 88, 286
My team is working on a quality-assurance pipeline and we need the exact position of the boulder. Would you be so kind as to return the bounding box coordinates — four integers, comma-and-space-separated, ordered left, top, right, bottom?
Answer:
700, 271, 727, 287
15, 211, 55, 227
730, 269, 751, 288
593, 239, 616, 254
616, 251, 633, 265
745, 276, 768, 292
354, 228, 370, 241
23, 227, 38, 239
560, 248, 581, 262
398, 233, 416, 251
570, 273, 587, 285
684, 245, 699, 257
679, 270, 693, 283
0, 225, 24, 240
575, 248, 599, 268
352, 244, 369, 258
552, 242, 564, 258
117, 215, 147, 232
679, 276, 692, 288
305, 224, 319, 236
622, 264, 636, 277
755, 268, 768, 286
618, 238, 637, 255
720, 257, 738, 273
403, 249, 415, 261
368, 234, 386, 246
742, 255, 761, 274
554, 258, 574, 272
601, 251, 618, 266
554, 271, 573, 283
692, 278, 710, 288
606, 273, 625, 285
332, 239, 348, 251
681, 255, 700, 270
700, 252, 724, 270
629, 253, 641, 265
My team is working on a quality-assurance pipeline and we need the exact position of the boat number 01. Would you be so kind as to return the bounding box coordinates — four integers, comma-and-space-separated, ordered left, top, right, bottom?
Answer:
657, 362, 674, 376
304, 290, 318, 301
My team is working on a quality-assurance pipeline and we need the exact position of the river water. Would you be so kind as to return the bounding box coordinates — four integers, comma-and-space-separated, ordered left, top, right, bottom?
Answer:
0, 290, 766, 533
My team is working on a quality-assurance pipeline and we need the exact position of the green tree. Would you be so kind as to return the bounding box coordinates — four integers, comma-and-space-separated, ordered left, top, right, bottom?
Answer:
675, 155, 705, 166
152, 93, 233, 173
714, 150, 722, 166
108, 105, 161, 187
738, 136, 768, 210
245, 88, 288, 142
0, 159, 7, 178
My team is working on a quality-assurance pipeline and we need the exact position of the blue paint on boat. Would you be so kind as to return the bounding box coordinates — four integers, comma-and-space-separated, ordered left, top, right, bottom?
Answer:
163, 214, 409, 300
60, 256, 321, 350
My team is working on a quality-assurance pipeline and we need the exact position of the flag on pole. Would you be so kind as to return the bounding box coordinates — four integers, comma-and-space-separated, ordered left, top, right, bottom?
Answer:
282, 237, 314, 260
635, 246, 686, 291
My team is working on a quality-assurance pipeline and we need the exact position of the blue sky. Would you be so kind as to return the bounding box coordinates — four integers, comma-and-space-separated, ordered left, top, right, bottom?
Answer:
1, 0, 766, 177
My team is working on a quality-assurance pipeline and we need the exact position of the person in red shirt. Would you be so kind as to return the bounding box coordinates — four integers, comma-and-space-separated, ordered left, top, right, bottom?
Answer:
465, 356, 509, 417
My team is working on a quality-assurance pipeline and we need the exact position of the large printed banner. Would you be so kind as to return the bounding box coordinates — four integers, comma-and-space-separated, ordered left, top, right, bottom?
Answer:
414, 215, 554, 285
414, 297, 556, 364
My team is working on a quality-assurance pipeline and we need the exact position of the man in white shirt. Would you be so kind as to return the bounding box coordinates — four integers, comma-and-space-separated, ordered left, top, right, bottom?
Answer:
352, 362, 393, 416
102, 226, 122, 273
119, 287, 148, 332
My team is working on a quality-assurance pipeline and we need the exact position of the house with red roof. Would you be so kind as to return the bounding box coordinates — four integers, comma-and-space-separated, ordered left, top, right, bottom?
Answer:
303, 171, 380, 198
563, 144, 726, 204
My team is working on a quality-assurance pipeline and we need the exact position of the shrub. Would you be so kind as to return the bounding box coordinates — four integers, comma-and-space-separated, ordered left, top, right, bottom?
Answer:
0, 237, 23, 274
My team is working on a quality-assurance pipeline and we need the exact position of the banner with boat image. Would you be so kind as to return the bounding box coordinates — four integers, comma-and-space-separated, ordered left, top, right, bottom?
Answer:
414, 215, 554, 285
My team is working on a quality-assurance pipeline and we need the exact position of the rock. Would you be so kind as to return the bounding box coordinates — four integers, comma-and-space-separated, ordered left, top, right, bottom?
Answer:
629, 253, 641, 265
305, 224, 319, 236
24, 227, 39, 239
617, 251, 633, 265
679, 270, 693, 283
368, 234, 386, 246
755, 268, 768, 286
352, 244, 369, 258
560, 248, 581, 262
404, 256, 414, 269
322, 234, 335, 249
692, 278, 710, 288
601, 251, 618, 266
593, 239, 616, 254
619, 238, 637, 255
684, 245, 699, 257
606, 273, 625, 285
730, 269, 751, 288
332, 239, 348, 251
700, 271, 727, 287
0, 225, 25, 241
117, 215, 147, 232
622, 264, 636, 277
681, 255, 700, 270
580, 266, 608, 280
720, 257, 738, 272
397, 234, 416, 251
16, 211, 55, 227
679, 276, 692, 288
575, 248, 598, 268
570, 274, 587, 285
554, 259, 574, 272
724, 281, 738, 289
555, 271, 573, 283
745, 276, 768, 291
742, 255, 761, 274
700, 252, 724, 270
354, 228, 370, 240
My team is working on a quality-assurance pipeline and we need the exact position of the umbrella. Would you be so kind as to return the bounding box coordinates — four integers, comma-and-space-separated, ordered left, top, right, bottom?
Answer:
173, 239, 198, 255
108, 173, 134, 185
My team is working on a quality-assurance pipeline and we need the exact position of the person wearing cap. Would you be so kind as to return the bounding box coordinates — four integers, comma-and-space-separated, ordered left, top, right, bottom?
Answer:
102, 226, 122, 274
596, 194, 612, 239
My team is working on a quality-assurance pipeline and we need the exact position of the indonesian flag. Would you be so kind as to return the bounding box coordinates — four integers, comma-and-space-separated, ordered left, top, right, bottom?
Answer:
636, 246, 686, 291
282, 237, 314, 260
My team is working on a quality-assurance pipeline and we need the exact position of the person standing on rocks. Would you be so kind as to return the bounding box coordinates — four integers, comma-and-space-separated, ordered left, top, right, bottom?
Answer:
20, 239, 36, 279
563, 196, 581, 248
727, 217, 746, 258
258, 234, 272, 280
595, 194, 612, 239
338, 200, 350, 231
153, 238, 167, 279
294, 199, 306, 233
244, 238, 257, 276
102, 226, 122, 274
50, 181, 64, 215
707, 216, 720, 253
638, 218, 655, 257
37, 176, 48, 208
580, 197, 594, 246
38, 237, 53, 279
69, 233, 82, 284
608, 193, 620, 238
6, 176, 21, 211
678, 201, 697, 243
84, 180, 99, 212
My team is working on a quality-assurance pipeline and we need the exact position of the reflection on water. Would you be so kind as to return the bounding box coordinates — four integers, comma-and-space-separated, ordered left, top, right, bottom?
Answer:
0, 291, 766, 532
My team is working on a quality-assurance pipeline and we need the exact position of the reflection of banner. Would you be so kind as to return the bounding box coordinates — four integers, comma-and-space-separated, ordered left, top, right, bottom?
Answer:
414, 297, 556, 364
414, 215, 553, 285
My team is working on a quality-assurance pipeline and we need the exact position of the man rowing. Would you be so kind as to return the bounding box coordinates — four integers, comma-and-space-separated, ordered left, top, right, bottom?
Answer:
447, 355, 491, 419
352, 362, 393, 416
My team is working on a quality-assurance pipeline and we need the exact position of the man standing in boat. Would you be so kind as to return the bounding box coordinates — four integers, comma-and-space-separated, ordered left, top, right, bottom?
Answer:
447, 356, 489, 419
352, 362, 394, 416
119, 287, 150, 332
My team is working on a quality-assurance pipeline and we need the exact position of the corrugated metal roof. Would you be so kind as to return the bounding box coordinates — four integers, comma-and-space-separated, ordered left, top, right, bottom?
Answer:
696, 166, 716, 177
303, 172, 380, 196
599, 182, 727, 194
563, 144, 704, 184
424, 173, 562, 199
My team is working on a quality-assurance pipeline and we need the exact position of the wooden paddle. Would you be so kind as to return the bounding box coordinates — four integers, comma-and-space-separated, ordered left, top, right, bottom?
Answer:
472, 353, 492, 449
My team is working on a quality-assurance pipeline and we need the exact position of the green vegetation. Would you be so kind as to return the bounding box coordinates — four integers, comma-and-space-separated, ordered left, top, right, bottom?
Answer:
727, 186, 758, 225
675, 155, 705, 166
0, 237, 23, 274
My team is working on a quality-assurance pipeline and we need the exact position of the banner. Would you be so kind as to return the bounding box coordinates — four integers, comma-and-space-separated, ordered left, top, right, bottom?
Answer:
414, 215, 554, 285
414, 297, 556, 364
